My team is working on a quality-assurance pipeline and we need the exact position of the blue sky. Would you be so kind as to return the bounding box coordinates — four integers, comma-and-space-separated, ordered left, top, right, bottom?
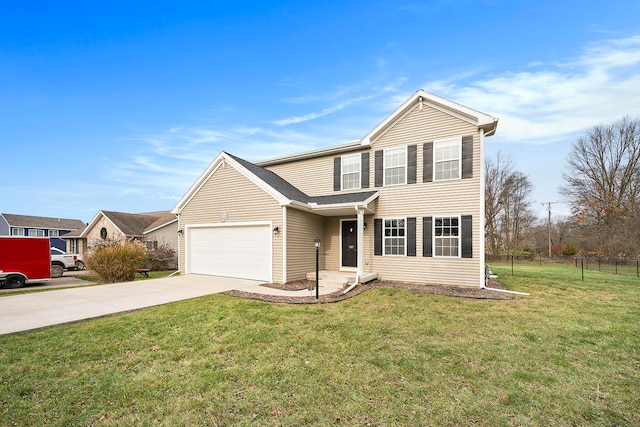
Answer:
2, 0, 639, 223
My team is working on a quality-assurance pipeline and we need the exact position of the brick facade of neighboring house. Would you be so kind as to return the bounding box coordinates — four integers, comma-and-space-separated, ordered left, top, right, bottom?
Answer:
171, 90, 498, 287
0, 213, 86, 251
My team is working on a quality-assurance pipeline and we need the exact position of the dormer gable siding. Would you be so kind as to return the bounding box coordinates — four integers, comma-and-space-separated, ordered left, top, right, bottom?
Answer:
263, 100, 479, 198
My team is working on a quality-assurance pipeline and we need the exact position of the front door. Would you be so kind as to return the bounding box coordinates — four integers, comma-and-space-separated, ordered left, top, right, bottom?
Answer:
341, 220, 357, 268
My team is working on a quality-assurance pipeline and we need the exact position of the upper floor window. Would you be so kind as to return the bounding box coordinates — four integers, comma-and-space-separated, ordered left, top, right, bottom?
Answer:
384, 218, 406, 256
28, 229, 45, 237
341, 154, 361, 191
434, 137, 461, 181
434, 216, 460, 257
49, 230, 59, 238
384, 147, 407, 186
11, 227, 24, 236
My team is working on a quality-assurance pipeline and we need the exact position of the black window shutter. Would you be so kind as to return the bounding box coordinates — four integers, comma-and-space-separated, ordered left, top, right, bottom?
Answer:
461, 215, 473, 258
374, 219, 382, 256
361, 152, 370, 189
462, 136, 473, 179
407, 217, 416, 256
407, 145, 417, 184
333, 157, 341, 191
423, 216, 432, 257
374, 150, 383, 187
423, 142, 433, 183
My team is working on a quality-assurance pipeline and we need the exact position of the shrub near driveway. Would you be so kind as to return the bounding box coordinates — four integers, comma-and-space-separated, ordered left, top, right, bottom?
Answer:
0, 264, 638, 426
86, 240, 147, 283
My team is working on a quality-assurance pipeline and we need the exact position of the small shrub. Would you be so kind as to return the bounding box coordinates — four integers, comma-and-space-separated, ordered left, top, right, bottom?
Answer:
86, 240, 147, 283
561, 243, 578, 256
143, 242, 177, 270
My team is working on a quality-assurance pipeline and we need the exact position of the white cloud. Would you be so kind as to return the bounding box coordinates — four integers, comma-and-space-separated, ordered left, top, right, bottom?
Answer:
431, 35, 640, 145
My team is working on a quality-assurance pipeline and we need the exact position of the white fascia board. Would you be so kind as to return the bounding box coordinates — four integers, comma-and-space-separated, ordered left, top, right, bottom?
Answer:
77, 212, 99, 238
80, 211, 126, 238
171, 152, 226, 214
361, 90, 498, 145
256, 140, 361, 167
143, 218, 178, 235
172, 151, 292, 214
222, 154, 291, 206
78, 211, 110, 238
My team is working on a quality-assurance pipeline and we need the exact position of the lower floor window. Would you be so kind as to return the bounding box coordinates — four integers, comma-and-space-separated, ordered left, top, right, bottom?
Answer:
384, 218, 406, 255
435, 217, 459, 257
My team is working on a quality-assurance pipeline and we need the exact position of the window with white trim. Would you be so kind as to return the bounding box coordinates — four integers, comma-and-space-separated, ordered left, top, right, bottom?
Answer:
11, 227, 24, 236
384, 218, 406, 256
341, 154, 361, 190
434, 216, 460, 257
28, 229, 45, 237
384, 147, 407, 186
434, 137, 461, 181
49, 230, 59, 237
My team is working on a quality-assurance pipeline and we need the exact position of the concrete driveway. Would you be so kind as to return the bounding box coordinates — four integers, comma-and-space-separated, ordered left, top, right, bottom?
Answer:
0, 274, 263, 336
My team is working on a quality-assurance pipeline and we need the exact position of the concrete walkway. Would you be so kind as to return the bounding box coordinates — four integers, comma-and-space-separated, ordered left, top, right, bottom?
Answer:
0, 274, 343, 336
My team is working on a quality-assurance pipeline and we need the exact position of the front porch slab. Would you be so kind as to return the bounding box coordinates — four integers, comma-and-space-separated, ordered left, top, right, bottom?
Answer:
305, 270, 378, 288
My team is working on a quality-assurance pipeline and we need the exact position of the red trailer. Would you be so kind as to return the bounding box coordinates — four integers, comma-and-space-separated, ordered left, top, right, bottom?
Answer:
0, 236, 52, 288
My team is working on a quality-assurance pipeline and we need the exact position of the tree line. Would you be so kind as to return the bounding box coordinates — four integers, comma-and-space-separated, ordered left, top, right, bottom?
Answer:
485, 116, 640, 258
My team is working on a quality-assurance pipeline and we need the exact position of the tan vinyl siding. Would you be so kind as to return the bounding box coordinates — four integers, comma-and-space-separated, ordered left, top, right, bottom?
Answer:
265, 155, 351, 197
177, 164, 284, 282
285, 208, 325, 281
263, 102, 484, 287
369, 105, 482, 286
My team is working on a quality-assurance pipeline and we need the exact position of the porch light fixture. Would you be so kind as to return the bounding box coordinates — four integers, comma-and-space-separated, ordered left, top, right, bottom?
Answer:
177, 229, 184, 235
314, 237, 321, 299
273, 226, 280, 236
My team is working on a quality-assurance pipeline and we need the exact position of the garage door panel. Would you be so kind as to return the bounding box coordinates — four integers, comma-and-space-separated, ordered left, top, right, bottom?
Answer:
187, 225, 271, 281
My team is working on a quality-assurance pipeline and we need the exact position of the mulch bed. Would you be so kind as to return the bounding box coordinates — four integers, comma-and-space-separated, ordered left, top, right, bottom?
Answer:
223, 278, 516, 304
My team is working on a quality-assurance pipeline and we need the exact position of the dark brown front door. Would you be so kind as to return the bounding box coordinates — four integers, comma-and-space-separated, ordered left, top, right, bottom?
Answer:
341, 220, 357, 268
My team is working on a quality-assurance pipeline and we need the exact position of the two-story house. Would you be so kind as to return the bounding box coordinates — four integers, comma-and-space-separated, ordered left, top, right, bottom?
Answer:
0, 213, 86, 251
171, 90, 498, 287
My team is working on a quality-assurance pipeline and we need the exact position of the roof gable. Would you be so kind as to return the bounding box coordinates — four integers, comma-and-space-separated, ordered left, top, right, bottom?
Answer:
360, 89, 498, 146
257, 89, 498, 167
172, 152, 378, 215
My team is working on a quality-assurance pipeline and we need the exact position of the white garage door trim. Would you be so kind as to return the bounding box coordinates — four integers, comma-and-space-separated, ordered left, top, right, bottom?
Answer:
185, 222, 272, 282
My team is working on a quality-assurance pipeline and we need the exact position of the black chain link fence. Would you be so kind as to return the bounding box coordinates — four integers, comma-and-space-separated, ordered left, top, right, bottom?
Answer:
485, 254, 640, 280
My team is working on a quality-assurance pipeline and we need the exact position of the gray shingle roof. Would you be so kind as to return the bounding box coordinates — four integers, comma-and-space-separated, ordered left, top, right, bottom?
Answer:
226, 152, 377, 206
1, 213, 86, 231
225, 152, 312, 203
101, 211, 176, 236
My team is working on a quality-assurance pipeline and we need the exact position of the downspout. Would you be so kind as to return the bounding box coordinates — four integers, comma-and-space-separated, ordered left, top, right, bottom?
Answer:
343, 206, 366, 295
169, 213, 181, 277
342, 274, 359, 295
282, 206, 287, 283
479, 127, 528, 296
479, 128, 486, 289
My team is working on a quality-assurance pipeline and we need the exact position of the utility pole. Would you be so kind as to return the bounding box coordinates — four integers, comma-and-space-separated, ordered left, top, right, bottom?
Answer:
542, 201, 558, 258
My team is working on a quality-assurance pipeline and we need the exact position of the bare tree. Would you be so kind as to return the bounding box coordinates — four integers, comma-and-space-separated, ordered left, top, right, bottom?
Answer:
560, 116, 640, 257
485, 153, 535, 254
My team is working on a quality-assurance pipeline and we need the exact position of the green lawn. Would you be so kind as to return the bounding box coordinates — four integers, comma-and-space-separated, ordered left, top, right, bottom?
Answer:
1, 264, 638, 426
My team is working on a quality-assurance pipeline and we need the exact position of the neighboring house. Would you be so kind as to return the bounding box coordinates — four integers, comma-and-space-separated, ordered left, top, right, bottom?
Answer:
0, 213, 86, 251
171, 90, 498, 287
65, 211, 179, 267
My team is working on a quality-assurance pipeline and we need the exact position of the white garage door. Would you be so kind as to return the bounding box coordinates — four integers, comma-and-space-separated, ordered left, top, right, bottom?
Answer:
187, 224, 272, 281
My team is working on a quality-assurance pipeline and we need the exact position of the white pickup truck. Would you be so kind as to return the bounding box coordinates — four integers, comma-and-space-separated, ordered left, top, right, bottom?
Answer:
50, 247, 86, 277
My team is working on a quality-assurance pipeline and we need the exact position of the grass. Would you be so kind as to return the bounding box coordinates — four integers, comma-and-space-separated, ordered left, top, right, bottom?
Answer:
1, 264, 638, 426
